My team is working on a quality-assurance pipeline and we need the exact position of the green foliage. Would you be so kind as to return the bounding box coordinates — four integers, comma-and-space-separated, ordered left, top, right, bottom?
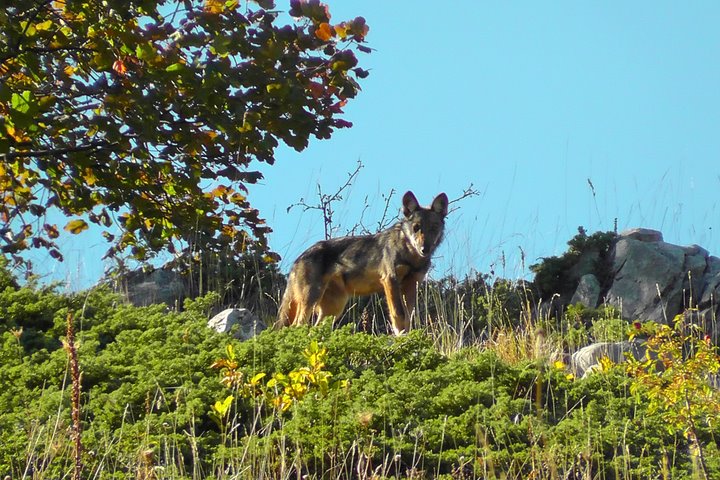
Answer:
1, 0, 370, 267
627, 316, 720, 479
212, 339, 338, 415
531, 227, 617, 300
475, 278, 533, 329
1, 260, 719, 479
0, 275, 229, 478
563, 303, 627, 346
206, 324, 719, 479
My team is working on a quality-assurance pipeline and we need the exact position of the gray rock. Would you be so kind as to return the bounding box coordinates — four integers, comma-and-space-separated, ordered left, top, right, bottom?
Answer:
681, 245, 709, 310
208, 308, 266, 341
607, 238, 685, 321
699, 256, 720, 308
570, 340, 649, 378
570, 274, 601, 308
619, 228, 663, 243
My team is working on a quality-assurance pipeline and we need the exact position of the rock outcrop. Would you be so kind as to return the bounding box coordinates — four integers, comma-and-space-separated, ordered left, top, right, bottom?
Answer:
565, 228, 720, 335
570, 273, 601, 308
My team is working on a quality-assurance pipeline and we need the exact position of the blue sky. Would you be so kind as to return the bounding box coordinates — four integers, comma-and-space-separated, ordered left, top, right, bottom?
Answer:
36, 1, 720, 287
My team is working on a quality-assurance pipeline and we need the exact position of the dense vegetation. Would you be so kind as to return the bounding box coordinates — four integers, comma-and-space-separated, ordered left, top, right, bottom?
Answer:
2, 255, 719, 479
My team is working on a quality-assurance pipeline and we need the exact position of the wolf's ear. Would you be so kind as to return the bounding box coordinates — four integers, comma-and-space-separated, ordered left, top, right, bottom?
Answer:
402, 191, 420, 217
431, 193, 449, 217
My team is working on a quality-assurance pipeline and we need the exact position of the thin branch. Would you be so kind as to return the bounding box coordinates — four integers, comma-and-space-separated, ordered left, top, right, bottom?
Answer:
375, 188, 397, 231
0, 0, 53, 67
24, 46, 96, 55
447, 183, 480, 214
1, 141, 115, 160
287, 160, 364, 239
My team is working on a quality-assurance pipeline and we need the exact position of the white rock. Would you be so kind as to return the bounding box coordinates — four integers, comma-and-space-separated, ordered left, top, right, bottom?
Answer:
208, 308, 266, 341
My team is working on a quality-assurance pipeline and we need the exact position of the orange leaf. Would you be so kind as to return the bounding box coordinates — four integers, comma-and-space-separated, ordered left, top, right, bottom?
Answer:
204, 0, 224, 14
315, 23, 333, 42
5, 125, 29, 142
112, 59, 127, 76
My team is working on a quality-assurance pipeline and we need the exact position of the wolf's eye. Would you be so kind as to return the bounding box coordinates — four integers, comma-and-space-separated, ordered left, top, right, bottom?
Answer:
413, 224, 421, 233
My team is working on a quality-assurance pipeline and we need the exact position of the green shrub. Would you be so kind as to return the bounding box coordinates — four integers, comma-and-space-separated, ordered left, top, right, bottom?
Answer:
531, 227, 616, 301
1, 261, 718, 479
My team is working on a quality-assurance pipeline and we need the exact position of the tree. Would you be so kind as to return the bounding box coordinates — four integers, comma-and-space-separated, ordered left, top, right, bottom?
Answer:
0, 0, 370, 269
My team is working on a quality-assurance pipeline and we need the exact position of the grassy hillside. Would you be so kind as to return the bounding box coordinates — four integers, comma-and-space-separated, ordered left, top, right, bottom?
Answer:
1, 258, 719, 479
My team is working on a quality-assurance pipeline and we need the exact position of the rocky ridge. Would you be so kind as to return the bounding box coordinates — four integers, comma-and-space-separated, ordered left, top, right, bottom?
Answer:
569, 228, 719, 327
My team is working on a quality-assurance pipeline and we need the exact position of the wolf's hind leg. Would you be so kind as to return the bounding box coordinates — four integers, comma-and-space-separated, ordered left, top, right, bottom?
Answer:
315, 279, 349, 325
293, 276, 328, 326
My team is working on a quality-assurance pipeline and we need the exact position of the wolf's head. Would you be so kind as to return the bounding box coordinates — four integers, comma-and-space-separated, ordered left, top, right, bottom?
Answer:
400, 191, 449, 258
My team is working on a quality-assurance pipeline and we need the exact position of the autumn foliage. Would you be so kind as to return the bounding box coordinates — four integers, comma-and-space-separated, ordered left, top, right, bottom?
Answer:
0, 0, 370, 268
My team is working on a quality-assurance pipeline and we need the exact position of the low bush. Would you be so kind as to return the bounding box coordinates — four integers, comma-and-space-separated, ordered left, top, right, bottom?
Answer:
1, 262, 719, 479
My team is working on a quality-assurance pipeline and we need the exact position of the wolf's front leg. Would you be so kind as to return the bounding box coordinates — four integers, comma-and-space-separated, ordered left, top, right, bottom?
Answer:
381, 276, 409, 335
400, 274, 423, 328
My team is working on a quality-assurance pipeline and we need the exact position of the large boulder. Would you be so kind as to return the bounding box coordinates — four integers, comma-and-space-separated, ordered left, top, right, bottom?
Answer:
603, 229, 715, 323
620, 227, 663, 243
570, 340, 650, 378
534, 227, 720, 341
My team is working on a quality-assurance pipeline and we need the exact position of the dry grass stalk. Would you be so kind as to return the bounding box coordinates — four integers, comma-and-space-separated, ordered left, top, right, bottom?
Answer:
63, 312, 83, 480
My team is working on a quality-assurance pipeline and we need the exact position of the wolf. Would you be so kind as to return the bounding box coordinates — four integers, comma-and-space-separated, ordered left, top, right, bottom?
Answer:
275, 191, 449, 335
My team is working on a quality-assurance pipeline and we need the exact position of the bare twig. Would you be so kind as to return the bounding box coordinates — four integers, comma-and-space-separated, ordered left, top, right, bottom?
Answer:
375, 189, 397, 232
287, 160, 363, 239
352, 189, 396, 236
447, 183, 480, 214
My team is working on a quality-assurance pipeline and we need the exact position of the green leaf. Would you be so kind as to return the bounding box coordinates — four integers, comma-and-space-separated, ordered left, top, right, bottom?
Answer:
250, 372, 266, 385
210, 36, 233, 57
212, 395, 234, 417
10, 91, 33, 114
165, 62, 185, 72
136, 43, 156, 61
35, 19, 53, 31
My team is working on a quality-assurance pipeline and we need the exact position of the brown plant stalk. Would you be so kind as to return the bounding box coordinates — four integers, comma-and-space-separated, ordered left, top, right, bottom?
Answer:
63, 312, 83, 480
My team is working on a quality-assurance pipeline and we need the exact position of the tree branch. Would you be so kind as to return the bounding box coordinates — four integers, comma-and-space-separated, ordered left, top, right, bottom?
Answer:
1, 141, 115, 161
0, 0, 53, 67
25, 46, 96, 55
